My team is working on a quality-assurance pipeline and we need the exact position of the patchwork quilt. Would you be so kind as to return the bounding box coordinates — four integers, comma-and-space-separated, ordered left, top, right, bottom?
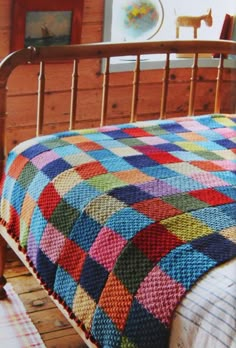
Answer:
1, 114, 236, 348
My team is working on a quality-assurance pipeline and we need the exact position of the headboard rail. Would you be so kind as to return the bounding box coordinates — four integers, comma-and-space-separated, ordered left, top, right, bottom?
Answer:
0, 40, 236, 178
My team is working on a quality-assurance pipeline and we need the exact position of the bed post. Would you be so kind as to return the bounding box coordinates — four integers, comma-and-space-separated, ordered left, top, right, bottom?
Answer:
0, 237, 7, 299
0, 84, 7, 179
0, 69, 8, 299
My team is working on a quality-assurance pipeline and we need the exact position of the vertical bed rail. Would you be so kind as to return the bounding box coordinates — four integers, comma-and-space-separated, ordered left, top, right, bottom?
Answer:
214, 55, 224, 113
100, 57, 110, 127
130, 54, 141, 123
188, 53, 198, 116
160, 53, 170, 119
0, 84, 7, 179
70, 59, 79, 130
36, 61, 46, 136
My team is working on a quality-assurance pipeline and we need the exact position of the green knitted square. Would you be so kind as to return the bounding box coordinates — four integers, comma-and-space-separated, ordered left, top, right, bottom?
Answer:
18, 162, 38, 189
114, 243, 154, 294
164, 193, 208, 212
88, 173, 126, 192
49, 199, 80, 236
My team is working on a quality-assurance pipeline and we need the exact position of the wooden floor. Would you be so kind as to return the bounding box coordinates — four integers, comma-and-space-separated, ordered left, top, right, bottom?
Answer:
4, 247, 88, 348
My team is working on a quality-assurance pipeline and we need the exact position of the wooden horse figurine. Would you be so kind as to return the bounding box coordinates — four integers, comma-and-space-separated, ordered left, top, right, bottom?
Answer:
176, 9, 213, 39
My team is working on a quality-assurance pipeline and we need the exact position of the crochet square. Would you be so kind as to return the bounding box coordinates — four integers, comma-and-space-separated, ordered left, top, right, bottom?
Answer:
161, 213, 213, 242
190, 188, 234, 205
49, 198, 80, 237
27, 171, 50, 200
132, 197, 182, 219
36, 249, 58, 289
31, 149, 60, 169
17, 162, 38, 189
113, 243, 154, 294
58, 238, 86, 281
64, 181, 100, 210
124, 154, 160, 168
53, 170, 82, 196
73, 285, 97, 331
89, 227, 127, 272
123, 299, 169, 348
7, 154, 29, 179
91, 307, 122, 347
132, 222, 184, 263
70, 212, 102, 251
76, 161, 107, 179
38, 183, 61, 220
136, 265, 185, 324
98, 273, 133, 331
21, 143, 49, 159
41, 158, 72, 180
40, 223, 66, 263
113, 168, 153, 184
136, 179, 180, 197
106, 207, 153, 240
87, 173, 126, 192
54, 267, 77, 308
163, 193, 208, 212
109, 185, 153, 205
159, 244, 217, 289
79, 256, 109, 302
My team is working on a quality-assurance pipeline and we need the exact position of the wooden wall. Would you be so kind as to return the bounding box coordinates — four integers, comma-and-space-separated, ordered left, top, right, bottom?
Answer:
0, 0, 236, 152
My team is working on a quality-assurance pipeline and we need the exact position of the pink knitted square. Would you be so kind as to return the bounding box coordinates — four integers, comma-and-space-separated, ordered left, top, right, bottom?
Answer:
136, 265, 185, 325
89, 227, 127, 271
40, 223, 66, 263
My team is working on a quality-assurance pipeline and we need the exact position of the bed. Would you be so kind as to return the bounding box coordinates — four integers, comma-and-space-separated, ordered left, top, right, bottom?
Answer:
0, 40, 235, 348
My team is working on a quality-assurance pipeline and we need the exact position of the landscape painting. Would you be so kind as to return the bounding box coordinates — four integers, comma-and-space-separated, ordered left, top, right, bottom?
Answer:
25, 11, 73, 47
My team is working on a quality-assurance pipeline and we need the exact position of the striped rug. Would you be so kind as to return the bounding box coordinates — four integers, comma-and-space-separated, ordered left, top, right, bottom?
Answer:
0, 283, 46, 348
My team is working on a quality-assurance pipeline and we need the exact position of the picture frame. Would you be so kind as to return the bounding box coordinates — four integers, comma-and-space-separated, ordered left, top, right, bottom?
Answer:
10, 0, 84, 51
104, 0, 164, 42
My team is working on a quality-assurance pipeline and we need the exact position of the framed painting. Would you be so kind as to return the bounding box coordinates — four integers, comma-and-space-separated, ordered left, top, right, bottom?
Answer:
10, 0, 84, 51
104, 0, 164, 42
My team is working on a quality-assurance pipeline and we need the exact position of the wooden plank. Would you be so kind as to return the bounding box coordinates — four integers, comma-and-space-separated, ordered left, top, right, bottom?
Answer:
29, 307, 72, 333
0, 29, 10, 58
42, 327, 84, 340
42, 328, 88, 348
19, 289, 56, 313
0, 0, 11, 27
8, 274, 42, 294
81, 23, 103, 43
82, 0, 103, 24
4, 248, 29, 277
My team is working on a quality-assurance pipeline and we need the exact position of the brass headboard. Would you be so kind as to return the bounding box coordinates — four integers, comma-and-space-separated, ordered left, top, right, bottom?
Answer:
0, 39, 236, 178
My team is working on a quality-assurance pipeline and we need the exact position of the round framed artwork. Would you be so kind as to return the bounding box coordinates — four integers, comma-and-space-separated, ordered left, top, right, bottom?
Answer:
113, 0, 164, 42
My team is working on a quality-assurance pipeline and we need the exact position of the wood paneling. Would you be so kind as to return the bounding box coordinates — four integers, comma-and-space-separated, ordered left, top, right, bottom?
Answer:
0, 0, 235, 151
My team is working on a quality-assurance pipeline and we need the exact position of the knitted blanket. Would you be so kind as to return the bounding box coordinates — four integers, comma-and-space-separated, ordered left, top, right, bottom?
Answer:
1, 114, 236, 348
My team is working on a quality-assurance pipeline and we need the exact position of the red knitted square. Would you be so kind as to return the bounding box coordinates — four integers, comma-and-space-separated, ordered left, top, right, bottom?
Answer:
58, 239, 86, 281
190, 188, 233, 205
133, 198, 181, 220
148, 151, 182, 164
190, 161, 224, 171
75, 161, 107, 179
133, 223, 184, 263
77, 141, 103, 152
38, 183, 61, 220
123, 128, 152, 137
8, 155, 29, 179
98, 272, 133, 331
